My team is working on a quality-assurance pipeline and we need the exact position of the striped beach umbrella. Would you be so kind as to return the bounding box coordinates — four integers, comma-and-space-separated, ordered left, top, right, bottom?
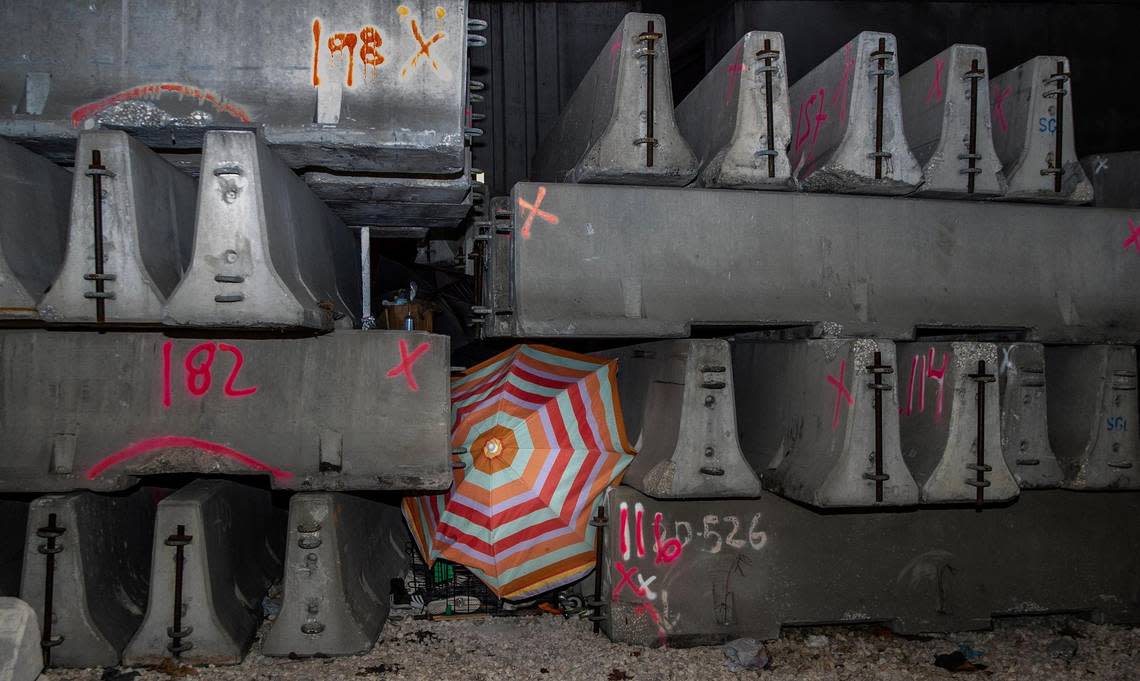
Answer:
402, 344, 635, 600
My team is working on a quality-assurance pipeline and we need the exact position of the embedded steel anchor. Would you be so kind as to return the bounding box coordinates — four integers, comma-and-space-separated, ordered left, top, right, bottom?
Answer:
864, 351, 894, 502
36, 513, 66, 666
635, 20, 662, 167
756, 38, 781, 177
165, 525, 194, 657
962, 59, 986, 193
968, 360, 997, 504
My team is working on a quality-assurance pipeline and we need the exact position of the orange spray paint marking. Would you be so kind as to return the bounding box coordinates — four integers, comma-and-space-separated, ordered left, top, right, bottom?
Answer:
328, 32, 359, 86
517, 186, 560, 239
312, 19, 321, 86
402, 18, 446, 77
359, 25, 385, 80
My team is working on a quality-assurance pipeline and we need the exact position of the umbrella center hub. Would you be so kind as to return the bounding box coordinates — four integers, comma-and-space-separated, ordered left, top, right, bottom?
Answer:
483, 437, 504, 459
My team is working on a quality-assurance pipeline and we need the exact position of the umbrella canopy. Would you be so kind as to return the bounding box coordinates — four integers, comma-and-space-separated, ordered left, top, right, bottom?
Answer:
403, 344, 635, 600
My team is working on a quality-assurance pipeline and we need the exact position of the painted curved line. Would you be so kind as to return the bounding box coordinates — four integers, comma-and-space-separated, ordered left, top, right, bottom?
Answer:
85, 435, 293, 481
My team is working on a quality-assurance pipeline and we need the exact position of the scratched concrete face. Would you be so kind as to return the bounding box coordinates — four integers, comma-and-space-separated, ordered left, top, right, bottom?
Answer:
0, 1, 469, 174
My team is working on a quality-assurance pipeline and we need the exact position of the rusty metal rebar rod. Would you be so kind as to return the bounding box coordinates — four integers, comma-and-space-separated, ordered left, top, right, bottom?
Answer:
88, 150, 107, 323
36, 513, 66, 667
872, 38, 889, 179
757, 39, 780, 178
1052, 61, 1066, 193
969, 360, 996, 505
865, 351, 894, 502
589, 505, 607, 633
965, 59, 984, 194
637, 21, 662, 168
165, 525, 194, 657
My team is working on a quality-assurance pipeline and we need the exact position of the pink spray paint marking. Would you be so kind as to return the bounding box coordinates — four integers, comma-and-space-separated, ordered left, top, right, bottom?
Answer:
831, 42, 855, 123
86, 435, 293, 481
725, 44, 746, 105
826, 359, 855, 430
653, 512, 684, 565
619, 503, 630, 559
634, 503, 646, 558
386, 339, 430, 391
925, 57, 945, 105
612, 561, 646, 599
991, 84, 1012, 133
904, 348, 950, 420
1124, 218, 1140, 253
609, 34, 623, 80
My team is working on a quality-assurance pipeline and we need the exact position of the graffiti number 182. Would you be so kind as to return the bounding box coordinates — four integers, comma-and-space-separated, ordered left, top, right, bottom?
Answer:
162, 341, 258, 409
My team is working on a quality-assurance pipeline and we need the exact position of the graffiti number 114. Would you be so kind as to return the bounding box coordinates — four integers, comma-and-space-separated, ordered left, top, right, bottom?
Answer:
162, 341, 258, 409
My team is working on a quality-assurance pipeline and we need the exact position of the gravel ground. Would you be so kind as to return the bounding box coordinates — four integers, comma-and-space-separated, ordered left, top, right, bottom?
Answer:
43, 614, 1140, 681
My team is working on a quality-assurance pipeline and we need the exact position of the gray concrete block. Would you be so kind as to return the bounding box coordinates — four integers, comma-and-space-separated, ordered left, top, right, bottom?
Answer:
990, 56, 1093, 204
732, 338, 918, 507
896, 342, 1019, 504
123, 480, 284, 666
18, 490, 155, 668
262, 493, 408, 657
900, 44, 1005, 198
163, 130, 360, 331
1046, 345, 1139, 489
675, 31, 793, 190
0, 138, 71, 322
787, 32, 922, 194
0, 598, 42, 681
602, 486, 1140, 647
532, 13, 698, 186
595, 340, 760, 499
38, 130, 196, 325
997, 343, 1064, 488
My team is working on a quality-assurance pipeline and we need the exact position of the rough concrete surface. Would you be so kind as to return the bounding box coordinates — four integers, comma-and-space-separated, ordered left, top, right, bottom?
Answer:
40, 613, 1139, 681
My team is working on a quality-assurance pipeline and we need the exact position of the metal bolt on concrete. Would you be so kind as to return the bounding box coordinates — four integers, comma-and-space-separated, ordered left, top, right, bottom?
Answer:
594, 340, 761, 499
1045, 345, 1140, 489
989, 56, 1094, 204
732, 337, 919, 507
896, 342, 1018, 504
36, 130, 196, 326
122, 479, 284, 666
900, 44, 1006, 198
0, 598, 42, 681
262, 493, 409, 657
787, 32, 922, 194
0, 138, 71, 323
531, 13, 698, 186
996, 343, 1065, 488
18, 490, 156, 668
675, 31, 794, 190
163, 130, 360, 331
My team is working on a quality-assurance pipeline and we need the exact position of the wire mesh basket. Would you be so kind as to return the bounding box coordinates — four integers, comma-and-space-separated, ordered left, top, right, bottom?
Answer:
404, 540, 502, 615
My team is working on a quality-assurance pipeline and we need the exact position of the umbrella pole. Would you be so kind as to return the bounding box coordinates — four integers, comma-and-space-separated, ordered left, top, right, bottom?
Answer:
588, 505, 608, 633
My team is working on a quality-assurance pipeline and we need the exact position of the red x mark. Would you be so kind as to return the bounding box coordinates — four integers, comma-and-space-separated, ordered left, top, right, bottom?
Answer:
386, 339, 430, 391
827, 359, 855, 431
612, 561, 646, 600
991, 84, 1012, 133
1124, 219, 1140, 253
517, 185, 560, 239
925, 57, 945, 105
831, 42, 855, 123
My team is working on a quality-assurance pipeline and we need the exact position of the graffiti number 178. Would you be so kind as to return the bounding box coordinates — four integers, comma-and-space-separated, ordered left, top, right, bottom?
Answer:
162, 341, 258, 409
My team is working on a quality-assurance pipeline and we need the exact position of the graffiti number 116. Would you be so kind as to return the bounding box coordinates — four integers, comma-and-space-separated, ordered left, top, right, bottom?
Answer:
162, 341, 258, 409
